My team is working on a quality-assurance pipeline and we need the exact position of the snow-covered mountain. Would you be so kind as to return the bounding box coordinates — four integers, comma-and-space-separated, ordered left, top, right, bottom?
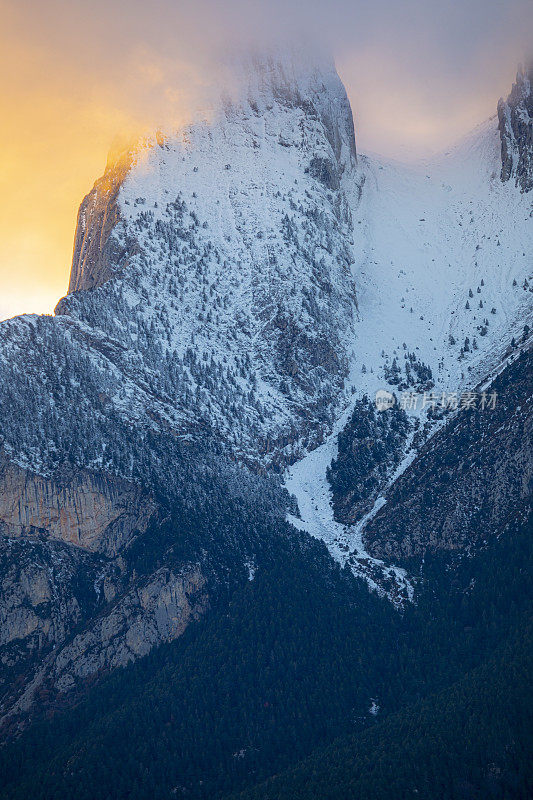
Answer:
0, 51, 532, 719
54, 53, 362, 472
1, 54, 531, 486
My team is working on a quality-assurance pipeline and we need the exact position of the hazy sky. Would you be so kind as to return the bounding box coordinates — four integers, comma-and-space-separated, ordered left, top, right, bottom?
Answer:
1, 0, 531, 320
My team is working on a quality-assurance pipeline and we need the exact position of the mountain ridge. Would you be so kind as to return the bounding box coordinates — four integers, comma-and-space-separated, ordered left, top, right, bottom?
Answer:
0, 54, 531, 733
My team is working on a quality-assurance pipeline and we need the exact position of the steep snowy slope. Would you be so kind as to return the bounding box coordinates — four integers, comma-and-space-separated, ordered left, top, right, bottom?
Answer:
342, 115, 532, 403
286, 114, 532, 596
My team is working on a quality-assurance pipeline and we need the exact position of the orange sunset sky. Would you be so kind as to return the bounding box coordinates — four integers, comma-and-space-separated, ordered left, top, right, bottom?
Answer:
1, 0, 531, 321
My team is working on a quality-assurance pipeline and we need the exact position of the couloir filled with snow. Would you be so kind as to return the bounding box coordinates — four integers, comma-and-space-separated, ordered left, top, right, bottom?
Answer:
285, 114, 532, 600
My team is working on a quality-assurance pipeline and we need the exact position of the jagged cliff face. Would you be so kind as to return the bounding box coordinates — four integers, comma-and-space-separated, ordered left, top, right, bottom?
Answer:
498, 63, 533, 191
0, 451, 156, 555
0, 537, 95, 692
68, 149, 137, 294
0, 531, 208, 731
1, 561, 207, 726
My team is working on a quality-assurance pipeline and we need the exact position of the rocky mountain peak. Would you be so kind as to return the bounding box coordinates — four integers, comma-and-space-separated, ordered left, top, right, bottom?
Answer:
65, 49, 358, 299
50, 53, 363, 471
228, 47, 357, 161
498, 61, 533, 191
